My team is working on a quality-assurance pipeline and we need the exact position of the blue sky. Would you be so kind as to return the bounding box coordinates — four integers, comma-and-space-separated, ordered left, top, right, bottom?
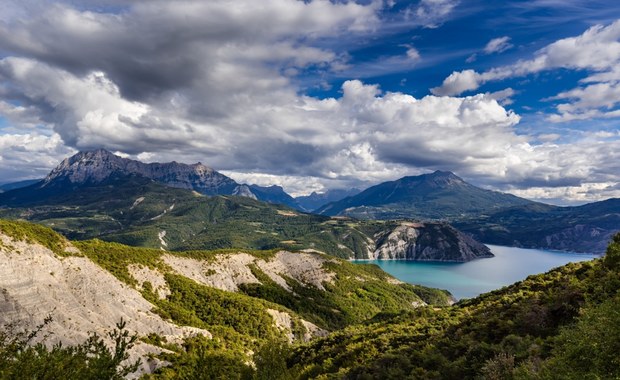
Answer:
0, 0, 619, 204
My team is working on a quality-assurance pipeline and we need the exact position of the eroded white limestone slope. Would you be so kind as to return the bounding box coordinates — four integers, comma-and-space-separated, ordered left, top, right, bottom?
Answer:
161, 250, 334, 340
0, 233, 209, 374
162, 250, 336, 292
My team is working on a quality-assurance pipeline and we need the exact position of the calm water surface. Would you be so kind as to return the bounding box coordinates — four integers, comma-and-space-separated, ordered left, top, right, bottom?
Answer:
356, 245, 599, 300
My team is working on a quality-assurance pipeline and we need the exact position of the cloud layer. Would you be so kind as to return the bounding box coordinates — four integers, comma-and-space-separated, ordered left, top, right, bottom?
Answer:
432, 19, 620, 123
0, 1, 618, 203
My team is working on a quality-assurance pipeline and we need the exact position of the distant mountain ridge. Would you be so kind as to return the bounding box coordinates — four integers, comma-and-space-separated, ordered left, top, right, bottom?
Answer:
2, 151, 617, 254
317, 170, 534, 219
42, 149, 238, 194
0, 149, 299, 209
315, 170, 619, 254
0, 179, 41, 193
295, 188, 361, 212
455, 198, 620, 254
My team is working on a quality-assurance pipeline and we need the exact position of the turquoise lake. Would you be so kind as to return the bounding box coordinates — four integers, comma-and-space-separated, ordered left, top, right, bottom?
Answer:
356, 245, 600, 300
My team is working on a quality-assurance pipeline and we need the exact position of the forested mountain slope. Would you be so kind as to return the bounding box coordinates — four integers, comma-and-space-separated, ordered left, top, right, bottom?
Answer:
287, 233, 620, 379
0, 219, 450, 378
0, 177, 491, 262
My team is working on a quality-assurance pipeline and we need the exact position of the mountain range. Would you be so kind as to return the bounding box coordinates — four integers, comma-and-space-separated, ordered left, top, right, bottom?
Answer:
1, 149, 618, 254
0, 149, 301, 210
315, 170, 620, 253
316, 170, 535, 219
0, 151, 492, 262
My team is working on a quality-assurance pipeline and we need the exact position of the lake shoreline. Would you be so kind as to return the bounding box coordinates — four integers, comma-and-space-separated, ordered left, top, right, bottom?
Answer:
353, 245, 599, 300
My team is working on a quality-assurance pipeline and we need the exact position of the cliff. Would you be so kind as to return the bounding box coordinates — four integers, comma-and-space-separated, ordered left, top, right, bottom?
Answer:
372, 222, 493, 261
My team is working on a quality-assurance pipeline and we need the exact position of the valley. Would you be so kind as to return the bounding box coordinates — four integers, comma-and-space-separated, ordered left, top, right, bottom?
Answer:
0, 151, 493, 262
0, 219, 450, 378
2, 2, 620, 379
0, 150, 618, 379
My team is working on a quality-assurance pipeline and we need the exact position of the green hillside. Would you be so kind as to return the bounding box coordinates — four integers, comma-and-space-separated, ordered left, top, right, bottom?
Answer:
0, 219, 451, 379
1, 220, 618, 379
0, 177, 489, 260
0, 177, 360, 257
287, 233, 620, 379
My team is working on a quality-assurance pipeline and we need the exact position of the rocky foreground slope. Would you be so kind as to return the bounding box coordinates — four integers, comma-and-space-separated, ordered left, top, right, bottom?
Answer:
0, 227, 208, 376
0, 220, 451, 377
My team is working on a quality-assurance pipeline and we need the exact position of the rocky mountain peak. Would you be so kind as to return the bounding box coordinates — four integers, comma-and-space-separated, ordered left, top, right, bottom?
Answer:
2, 149, 305, 209
41, 149, 237, 195
44, 149, 126, 185
422, 170, 465, 188
192, 162, 214, 175
233, 184, 258, 199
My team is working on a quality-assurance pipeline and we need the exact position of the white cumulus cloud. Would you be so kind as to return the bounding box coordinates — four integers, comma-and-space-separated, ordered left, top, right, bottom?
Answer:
483, 36, 513, 54
431, 18, 620, 128
0, 1, 618, 202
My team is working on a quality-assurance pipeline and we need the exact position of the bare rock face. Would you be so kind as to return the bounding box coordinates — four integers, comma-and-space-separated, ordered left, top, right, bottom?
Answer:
162, 253, 260, 293
0, 233, 210, 376
162, 250, 337, 293
371, 222, 493, 262
233, 184, 258, 200
266, 309, 328, 343
42, 149, 238, 195
160, 250, 335, 341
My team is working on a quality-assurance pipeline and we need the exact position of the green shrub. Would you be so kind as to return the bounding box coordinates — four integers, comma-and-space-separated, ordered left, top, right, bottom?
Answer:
0, 219, 70, 256
0, 317, 140, 380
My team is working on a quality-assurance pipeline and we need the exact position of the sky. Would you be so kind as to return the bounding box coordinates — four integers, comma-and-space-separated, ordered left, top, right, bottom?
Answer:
0, 0, 619, 204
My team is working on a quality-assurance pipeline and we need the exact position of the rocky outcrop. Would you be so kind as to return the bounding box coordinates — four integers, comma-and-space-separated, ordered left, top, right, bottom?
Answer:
266, 309, 328, 343
541, 224, 615, 254
233, 184, 258, 199
162, 253, 260, 292
370, 222, 493, 262
161, 250, 337, 292
0, 232, 209, 376
42, 149, 238, 195
128, 264, 171, 299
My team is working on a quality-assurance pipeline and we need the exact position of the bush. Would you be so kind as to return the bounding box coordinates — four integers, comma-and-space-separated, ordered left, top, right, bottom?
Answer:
0, 317, 140, 380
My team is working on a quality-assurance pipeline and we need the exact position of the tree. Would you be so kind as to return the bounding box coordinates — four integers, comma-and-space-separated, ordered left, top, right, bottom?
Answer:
603, 233, 620, 270
537, 296, 620, 380
0, 317, 140, 380
252, 337, 296, 380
